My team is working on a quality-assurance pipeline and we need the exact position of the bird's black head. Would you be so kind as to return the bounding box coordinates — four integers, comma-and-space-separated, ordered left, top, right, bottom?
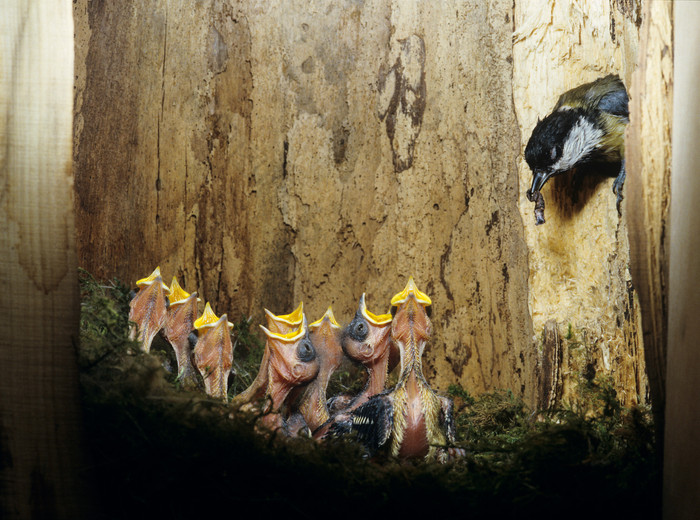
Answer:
525, 108, 585, 192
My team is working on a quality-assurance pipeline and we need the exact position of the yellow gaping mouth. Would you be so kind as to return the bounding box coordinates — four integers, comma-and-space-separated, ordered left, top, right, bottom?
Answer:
167, 277, 200, 306
359, 294, 392, 325
194, 302, 233, 330
260, 317, 307, 342
309, 307, 341, 330
265, 302, 304, 326
136, 266, 169, 290
390, 276, 432, 307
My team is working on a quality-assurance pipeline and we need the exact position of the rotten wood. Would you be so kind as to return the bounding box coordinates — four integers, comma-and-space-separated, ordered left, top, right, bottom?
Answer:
626, 0, 673, 441
537, 320, 562, 410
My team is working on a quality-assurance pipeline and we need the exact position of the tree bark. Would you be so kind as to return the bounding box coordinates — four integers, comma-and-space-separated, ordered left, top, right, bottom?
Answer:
73, 0, 660, 408
513, 0, 648, 407
0, 2, 90, 517
74, 0, 536, 400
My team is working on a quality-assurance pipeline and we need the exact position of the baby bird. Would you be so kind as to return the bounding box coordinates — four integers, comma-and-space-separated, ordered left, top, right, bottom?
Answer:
163, 277, 200, 390
230, 303, 304, 409
331, 278, 457, 462
290, 308, 344, 435
336, 294, 396, 412
128, 267, 169, 353
525, 74, 629, 221
316, 295, 394, 440
258, 317, 320, 433
193, 302, 234, 400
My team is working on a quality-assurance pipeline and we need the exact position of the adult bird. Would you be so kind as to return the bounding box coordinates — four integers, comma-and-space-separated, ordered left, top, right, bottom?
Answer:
525, 74, 629, 221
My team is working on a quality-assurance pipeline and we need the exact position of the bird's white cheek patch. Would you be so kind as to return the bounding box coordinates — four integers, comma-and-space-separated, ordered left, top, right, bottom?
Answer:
552, 118, 603, 172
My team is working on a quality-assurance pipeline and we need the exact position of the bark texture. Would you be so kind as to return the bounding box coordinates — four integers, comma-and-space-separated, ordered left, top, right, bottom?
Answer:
0, 2, 90, 517
513, 0, 648, 406
74, 0, 659, 406
626, 0, 672, 439
74, 0, 535, 399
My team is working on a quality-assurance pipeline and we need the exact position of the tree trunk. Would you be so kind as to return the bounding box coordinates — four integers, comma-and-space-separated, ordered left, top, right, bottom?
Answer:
74, 0, 660, 409
0, 2, 91, 517
626, 0, 673, 450
513, 1, 648, 408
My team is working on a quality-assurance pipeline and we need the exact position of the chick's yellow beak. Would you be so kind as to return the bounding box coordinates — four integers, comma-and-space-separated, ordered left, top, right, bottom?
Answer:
136, 266, 169, 290
359, 294, 392, 325
309, 307, 341, 330
195, 302, 233, 330
167, 277, 200, 306
390, 276, 432, 307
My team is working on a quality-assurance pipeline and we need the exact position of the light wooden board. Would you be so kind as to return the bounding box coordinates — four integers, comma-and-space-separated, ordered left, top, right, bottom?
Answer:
0, 1, 90, 517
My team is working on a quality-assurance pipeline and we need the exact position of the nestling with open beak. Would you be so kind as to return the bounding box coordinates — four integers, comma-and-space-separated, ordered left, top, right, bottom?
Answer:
259, 317, 320, 433
230, 303, 304, 409
128, 267, 169, 353
525, 74, 629, 222
317, 295, 395, 439
193, 302, 234, 400
287, 308, 344, 437
334, 294, 396, 413
330, 278, 458, 462
163, 277, 200, 390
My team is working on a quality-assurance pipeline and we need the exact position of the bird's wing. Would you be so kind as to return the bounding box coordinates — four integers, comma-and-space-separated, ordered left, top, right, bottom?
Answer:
554, 74, 628, 119
438, 395, 456, 444
595, 84, 629, 119
585, 75, 629, 118
350, 394, 394, 454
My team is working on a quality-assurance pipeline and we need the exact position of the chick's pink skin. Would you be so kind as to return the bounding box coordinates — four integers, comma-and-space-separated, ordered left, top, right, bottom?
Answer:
230, 305, 303, 409
391, 294, 433, 459
164, 292, 199, 389
194, 313, 233, 400
340, 295, 397, 411
128, 272, 168, 353
294, 312, 344, 432
263, 325, 319, 413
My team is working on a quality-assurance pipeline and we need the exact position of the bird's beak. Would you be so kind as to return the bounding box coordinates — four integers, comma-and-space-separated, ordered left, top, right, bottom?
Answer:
529, 170, 551, 193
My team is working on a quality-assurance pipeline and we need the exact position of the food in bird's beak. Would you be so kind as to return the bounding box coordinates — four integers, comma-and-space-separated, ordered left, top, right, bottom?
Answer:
526, 189, 546, 225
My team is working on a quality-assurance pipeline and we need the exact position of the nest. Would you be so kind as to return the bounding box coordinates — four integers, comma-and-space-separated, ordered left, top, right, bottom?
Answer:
78, 270, 660, 520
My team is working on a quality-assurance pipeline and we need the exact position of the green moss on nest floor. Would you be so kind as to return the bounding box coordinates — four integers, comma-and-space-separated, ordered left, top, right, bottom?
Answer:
78, 271, 660, 520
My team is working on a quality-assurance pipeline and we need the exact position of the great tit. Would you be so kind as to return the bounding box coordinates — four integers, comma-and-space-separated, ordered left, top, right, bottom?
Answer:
524, 74, 629, 219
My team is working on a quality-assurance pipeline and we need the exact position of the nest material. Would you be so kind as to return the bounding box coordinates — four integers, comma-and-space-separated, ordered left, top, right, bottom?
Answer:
78, 270, 660, 519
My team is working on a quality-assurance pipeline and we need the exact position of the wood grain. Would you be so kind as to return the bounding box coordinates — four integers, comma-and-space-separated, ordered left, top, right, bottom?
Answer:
0, 1, 91, 516
665, 3, 699, 519
73, 0, 661, 408
626, 0, 673, 440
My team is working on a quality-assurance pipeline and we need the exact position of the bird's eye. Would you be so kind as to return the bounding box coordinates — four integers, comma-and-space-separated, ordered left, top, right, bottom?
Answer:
550, 146, 558, 161
297, 340, 316, 362
350, 319, 369, 341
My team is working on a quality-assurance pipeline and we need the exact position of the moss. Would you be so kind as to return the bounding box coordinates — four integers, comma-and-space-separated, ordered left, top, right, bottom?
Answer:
228, 315, 266, 397
565, 322, 574, 340
78, 271, 660, 520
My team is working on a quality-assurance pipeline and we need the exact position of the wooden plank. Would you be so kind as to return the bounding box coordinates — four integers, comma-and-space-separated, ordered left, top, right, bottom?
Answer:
0, 2, 91, 517
664, 2, 700, 518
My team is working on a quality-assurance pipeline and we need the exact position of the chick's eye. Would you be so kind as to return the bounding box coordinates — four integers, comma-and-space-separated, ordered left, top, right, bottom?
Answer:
297, 340, 316, 362
351, 320, 368, 341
